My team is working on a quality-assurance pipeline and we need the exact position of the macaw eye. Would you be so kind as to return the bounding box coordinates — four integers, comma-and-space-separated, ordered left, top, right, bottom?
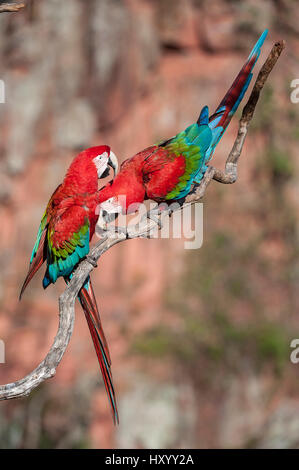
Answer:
93, 152, 109, 178
95, 152, 109, 162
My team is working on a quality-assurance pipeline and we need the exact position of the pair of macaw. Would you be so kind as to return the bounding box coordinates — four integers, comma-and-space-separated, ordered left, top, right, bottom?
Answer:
20, 31, 268, 424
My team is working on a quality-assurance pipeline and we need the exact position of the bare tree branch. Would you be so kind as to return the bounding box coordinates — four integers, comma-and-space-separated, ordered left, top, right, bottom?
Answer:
0, 291, 75, 399
0, 40, 285, 401
0, 2, 25, 13
212, 40, 285, 184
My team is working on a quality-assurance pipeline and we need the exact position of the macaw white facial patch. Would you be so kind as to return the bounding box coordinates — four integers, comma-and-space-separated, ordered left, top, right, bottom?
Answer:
93, 152, 109, 178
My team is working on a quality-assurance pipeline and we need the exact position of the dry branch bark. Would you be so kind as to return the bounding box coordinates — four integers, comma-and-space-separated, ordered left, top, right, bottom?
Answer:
0, 40, 285, 401
212, 40, 285, 184
0, 2, 25, 13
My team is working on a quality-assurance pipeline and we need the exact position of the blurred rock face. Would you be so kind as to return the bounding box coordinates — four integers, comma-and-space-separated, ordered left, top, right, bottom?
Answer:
0, 0, 298, 449
116, 374, 196, 449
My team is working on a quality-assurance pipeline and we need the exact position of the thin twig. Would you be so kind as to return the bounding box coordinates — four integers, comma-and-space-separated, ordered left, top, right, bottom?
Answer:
0, 40, 284, 400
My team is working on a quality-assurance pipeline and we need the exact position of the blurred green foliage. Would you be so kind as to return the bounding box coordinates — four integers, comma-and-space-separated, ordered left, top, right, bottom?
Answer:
265, 146, 294, 182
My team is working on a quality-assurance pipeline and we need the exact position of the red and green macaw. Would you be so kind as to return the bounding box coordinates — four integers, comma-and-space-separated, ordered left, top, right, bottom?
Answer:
19, 145, 120, 424
97, 31, 268, 221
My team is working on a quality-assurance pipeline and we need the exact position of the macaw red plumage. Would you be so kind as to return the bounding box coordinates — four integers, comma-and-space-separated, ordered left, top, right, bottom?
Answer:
97, 31, 268, 221
19, 145, 120, 424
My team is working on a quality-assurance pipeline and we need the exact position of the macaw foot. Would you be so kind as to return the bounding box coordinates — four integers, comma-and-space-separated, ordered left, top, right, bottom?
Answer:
146, 209, 163, 229
114, 226, 128, 238
95, 223, 128, 239
145, 203, 175, 229
188, 183, 201, 196
106, 225, 128, 237
86, 255, 98, 268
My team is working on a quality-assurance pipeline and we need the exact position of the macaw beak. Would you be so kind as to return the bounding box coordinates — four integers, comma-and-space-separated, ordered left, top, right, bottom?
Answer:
108, 151, 119, 176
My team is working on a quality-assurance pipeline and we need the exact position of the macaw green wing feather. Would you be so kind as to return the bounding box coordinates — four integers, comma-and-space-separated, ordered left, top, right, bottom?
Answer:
160, 106, 213, 199
30, 210, 48, 264
43, 206, 90, 287
29, 184, 62, 264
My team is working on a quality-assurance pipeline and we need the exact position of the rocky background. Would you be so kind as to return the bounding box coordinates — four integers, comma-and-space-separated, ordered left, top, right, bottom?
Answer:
0, 0, 298, 449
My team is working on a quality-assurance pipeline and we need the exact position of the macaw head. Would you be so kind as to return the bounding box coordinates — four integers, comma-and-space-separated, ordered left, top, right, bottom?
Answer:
85, 145, 119, 179
64, 145, 119, 195
63, 145, 118, 193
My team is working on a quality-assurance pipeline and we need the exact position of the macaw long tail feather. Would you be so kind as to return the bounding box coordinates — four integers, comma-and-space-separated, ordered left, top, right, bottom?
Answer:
207, 29, 268, 159
19, 228, 47, 300
79, 279, 111, 364
78, 278, 119, 425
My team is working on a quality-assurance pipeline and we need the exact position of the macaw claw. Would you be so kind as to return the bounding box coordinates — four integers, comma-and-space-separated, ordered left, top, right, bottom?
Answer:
86, 255, 98, 268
